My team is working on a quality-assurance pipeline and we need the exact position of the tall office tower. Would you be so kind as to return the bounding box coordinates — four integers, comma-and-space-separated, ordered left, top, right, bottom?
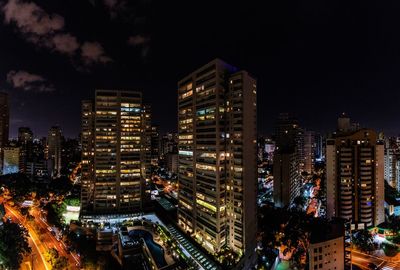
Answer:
18, 127, 33, 173
177, 59, 257, 267
0, 93, 9, 173
326, 129, 385, 228
47, 126, 62, 178
80, 90, 149, 216
273, 113, 302, 207
150, 126, 159, 165
303, 130, 315, 174
81, 100, 95, 214
142, 104, 152, 181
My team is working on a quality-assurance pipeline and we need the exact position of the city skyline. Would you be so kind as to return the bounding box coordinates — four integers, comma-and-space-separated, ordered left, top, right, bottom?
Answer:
2, 0, 400, 137
2, 1, 400, 270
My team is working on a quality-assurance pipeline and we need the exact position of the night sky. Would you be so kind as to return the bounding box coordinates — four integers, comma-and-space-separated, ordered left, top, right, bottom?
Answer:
1, 0, 400, 138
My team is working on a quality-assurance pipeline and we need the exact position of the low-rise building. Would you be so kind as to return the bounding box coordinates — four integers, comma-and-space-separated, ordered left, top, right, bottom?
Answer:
308, 220, 345, 270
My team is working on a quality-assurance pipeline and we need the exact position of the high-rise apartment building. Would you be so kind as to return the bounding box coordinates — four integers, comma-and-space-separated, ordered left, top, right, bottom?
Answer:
177, 59, 257, 267
326, 128, 385, 228
47, 126, 62, 178
80, 90, 150, 216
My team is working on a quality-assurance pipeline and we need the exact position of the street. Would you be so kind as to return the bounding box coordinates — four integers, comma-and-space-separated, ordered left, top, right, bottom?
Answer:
4, 203, 79, 270
351, 249, 400, 270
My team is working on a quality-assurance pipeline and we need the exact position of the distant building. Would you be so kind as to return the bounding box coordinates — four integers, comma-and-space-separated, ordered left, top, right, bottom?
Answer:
273, 113, 302, 207
384, 137, 398, 190
273, 151, 300, 207
326, 126, 385, 228
18, 127, 33, 144
308, 220, 345, 270
314, 133, 325, 161
150, 126, 159, 165
47, 126, 62, 178
165, 152, 178, 173
26, 160, 49, 181
303, 130, 315, 174
142, 104, 152, 181
3, 146, 19, 175
18, 127, 33, 173
0, 93, 9, 173
385, 197, 400, 217
264, 138, 275, 162
159, 133, 178, 158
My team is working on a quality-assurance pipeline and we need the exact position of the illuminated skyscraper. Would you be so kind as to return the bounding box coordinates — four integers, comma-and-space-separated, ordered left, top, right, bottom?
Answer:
80, 90, 150, 216
177, 59, 257, 267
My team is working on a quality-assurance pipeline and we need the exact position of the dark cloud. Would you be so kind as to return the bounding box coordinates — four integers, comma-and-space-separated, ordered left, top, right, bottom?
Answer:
81, 41, 112, 65
1, 0, 112, 68
6, 70, 55, 92
127, 35, 150, 46
2, 0, 64, 35
52, 33, 79, 55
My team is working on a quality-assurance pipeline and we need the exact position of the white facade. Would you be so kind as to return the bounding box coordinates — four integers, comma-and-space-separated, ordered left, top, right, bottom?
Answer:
309, 236, 344, 270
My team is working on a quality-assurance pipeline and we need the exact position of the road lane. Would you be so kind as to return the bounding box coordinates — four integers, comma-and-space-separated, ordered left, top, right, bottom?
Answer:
4, 205, 50, 270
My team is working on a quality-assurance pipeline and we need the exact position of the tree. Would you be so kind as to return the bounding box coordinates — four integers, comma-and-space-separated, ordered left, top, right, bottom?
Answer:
44, 248, 68, 270
0, 221, 31, 269
353, 229, 375, 254
53, 256, 68, 270
44, 202, 65, 228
